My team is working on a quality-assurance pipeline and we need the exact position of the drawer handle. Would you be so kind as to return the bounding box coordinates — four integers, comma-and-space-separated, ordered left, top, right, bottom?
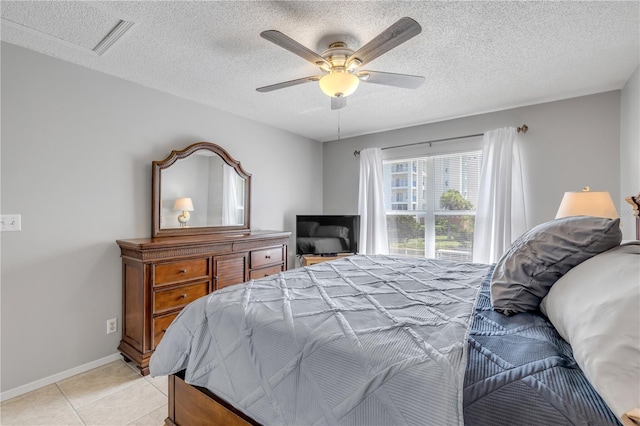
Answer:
265, 255, 271, 259
180, 294, 187, 299
180, 269, 187, 274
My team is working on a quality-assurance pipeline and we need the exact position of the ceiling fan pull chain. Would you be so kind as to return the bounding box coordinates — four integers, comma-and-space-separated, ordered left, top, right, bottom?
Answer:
338, 108, 341, 142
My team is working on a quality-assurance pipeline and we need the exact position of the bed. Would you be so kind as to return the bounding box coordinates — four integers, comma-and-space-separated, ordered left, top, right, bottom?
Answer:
150, 198, 640, 426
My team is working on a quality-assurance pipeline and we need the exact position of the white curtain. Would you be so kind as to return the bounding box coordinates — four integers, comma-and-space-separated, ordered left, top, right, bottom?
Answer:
358, 148, 389, 254
473, 127, 527, 264
222, 165, 239, 225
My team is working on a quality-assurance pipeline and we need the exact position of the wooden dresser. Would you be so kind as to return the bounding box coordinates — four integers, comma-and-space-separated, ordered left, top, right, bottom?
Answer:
116, 230, 290, 375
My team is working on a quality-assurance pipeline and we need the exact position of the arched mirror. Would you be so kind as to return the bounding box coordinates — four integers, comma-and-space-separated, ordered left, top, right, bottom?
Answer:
152, 142, 251, 237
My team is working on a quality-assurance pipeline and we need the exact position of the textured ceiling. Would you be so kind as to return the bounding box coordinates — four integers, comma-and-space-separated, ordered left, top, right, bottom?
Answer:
1, 1, 638, 142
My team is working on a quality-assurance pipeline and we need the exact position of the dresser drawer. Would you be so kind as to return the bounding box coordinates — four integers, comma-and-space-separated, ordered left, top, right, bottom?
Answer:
152, 312, 178, 349
154, 281, 209, 314
250, 264, 283, 280
154, 258, 209, 286
251, 247, 283, 269
214, 253, 247, 290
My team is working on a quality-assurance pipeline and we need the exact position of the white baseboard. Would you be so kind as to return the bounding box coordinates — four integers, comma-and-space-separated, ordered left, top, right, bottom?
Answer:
0, 353, 123, 402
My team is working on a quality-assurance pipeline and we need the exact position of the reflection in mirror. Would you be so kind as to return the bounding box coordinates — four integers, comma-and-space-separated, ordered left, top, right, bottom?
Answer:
173, 197, 194, 227
160, 153, 245, 229
152, 142, 251, 237
221, 164, 245, 226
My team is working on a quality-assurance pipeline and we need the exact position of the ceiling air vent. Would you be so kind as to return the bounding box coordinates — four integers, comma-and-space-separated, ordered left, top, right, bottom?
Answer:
0, 1, 135, 57
93, 20, 134, 56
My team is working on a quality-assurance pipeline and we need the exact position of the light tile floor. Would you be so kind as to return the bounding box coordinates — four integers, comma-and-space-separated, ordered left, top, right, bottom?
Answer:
0, 360, 168, 425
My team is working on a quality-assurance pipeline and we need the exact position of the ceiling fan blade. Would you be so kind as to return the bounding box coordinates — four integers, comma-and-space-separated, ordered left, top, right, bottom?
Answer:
256, 76, 321, 93
261, 30, 330, 68
331, 96, 347, 110
347, 17, 421, 68
357, 71, 425, 89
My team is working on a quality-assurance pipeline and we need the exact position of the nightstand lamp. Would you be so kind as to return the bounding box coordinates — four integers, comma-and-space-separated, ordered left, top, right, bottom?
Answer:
173, 197, 194, 227
555, 187, 618, 219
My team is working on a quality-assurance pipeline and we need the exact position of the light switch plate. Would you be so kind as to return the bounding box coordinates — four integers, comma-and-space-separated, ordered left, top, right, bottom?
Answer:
1, 214, 21, 231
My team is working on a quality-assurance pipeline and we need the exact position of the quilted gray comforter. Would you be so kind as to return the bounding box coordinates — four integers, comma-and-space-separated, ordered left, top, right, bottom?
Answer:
150, 255, 490, 426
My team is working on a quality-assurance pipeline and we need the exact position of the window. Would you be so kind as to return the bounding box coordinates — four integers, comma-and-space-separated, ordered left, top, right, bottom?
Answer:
383, 150, 482, 262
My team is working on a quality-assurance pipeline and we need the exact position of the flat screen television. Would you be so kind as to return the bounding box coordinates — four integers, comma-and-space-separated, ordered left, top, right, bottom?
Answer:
296, 215, 360, 255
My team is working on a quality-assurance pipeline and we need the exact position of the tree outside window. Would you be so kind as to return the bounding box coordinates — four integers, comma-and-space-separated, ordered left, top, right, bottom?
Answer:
383, 151, 481, 261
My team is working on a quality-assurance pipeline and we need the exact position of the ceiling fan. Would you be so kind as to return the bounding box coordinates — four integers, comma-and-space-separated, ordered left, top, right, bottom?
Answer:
256, 17, 425, 110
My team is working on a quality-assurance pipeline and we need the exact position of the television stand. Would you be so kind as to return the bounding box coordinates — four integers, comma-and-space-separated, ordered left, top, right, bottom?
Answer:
302, 253, 354, 266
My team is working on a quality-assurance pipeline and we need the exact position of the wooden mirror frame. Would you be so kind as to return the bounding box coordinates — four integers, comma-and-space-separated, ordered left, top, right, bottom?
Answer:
625, 192, 640, 240
152, 142, 251, 237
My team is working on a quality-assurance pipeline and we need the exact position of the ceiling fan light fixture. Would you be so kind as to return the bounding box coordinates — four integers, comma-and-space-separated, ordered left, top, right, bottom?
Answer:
319, 71, 360, 98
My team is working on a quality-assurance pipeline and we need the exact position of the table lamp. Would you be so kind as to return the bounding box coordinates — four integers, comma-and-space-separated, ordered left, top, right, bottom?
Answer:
555, 187, 618, 219
173, 197, 194, 227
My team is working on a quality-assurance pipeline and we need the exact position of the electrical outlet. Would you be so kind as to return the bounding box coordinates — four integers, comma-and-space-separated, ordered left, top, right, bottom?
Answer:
1, 214, 21, 232
107, 318, 117, 334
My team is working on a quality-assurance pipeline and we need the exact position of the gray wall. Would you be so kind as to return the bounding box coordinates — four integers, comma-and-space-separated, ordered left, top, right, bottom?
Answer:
323, 91, 626, 236
0, 42, 322, 392
620, 66, 640, 237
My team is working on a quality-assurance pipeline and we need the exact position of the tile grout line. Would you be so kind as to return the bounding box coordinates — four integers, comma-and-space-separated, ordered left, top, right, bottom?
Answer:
54, 383, 86, 426
122, 358, 170, 396
97, 360, 168, 425
1, 360, 166, 426
55, 359, 148, 425
61, 361, 143, 408
123, 400, 167, 426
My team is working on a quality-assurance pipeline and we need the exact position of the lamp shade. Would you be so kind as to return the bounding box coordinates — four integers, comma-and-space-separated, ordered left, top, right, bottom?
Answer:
319, 71, 360, 97
555, 188, 618, 219
173, 197, 194, 211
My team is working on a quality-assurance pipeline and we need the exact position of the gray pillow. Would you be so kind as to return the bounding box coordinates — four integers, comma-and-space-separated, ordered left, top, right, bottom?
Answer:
297, 221, 319, 237
490, 216, 621, 315
315, 225, 350, 239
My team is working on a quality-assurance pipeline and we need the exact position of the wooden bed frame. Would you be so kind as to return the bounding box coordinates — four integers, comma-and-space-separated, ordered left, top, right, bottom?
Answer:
163, 193, 640, 426
166, 372, 259, 426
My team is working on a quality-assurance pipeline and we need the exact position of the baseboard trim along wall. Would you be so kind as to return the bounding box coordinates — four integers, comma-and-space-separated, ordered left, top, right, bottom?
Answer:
0, 353, 123, 402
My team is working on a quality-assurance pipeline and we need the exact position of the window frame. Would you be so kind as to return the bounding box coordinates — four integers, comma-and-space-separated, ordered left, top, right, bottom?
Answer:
381, 136, 483, 259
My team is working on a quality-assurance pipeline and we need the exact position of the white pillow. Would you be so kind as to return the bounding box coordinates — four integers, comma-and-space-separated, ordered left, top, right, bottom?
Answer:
540, 242, 640, 423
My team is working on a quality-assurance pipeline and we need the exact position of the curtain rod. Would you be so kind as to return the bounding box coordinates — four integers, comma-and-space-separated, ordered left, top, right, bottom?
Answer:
353, 124, 528, 156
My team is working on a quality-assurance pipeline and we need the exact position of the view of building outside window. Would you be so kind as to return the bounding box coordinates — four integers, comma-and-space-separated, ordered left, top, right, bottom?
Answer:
383, 150, 482, 262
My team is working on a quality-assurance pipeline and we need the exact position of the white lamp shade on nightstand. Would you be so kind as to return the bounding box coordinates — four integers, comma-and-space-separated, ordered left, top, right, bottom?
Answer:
173, 197, 194, 212
555, 188, 618, 219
